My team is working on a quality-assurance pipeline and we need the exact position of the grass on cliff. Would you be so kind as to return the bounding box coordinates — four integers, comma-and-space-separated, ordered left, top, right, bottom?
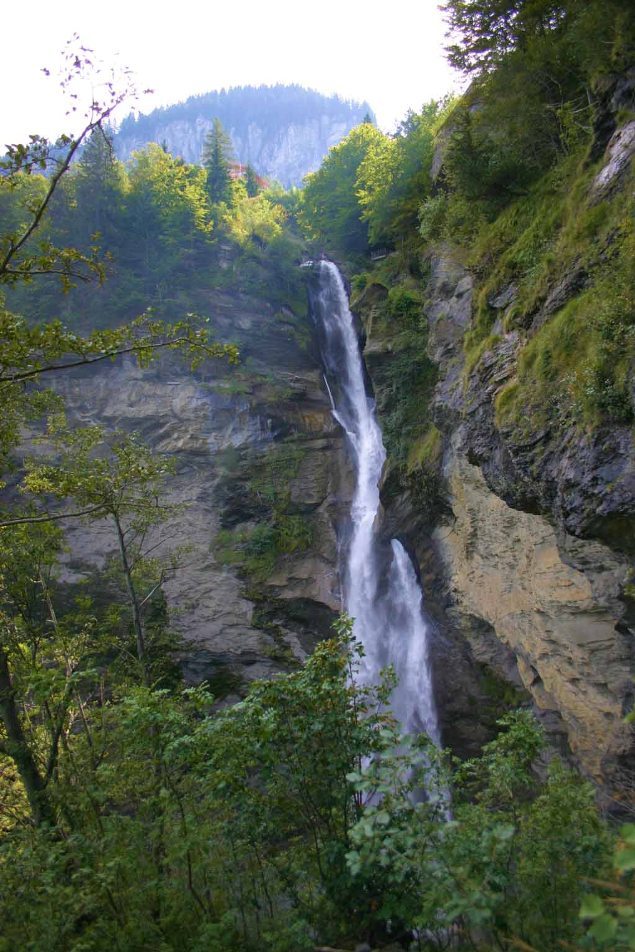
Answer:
352, 257, 438, 465
407, 423, 442, 472
443, 139, 635, 431
215, 514, 313, 582
495, 199, 634, 430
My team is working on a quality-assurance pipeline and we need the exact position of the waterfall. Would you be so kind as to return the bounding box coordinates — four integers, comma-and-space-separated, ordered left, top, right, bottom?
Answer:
310, 259, 440, 744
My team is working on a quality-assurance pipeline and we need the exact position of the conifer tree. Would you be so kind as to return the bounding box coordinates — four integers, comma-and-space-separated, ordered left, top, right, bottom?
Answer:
201, 117, 234, 206
245, 163, 260, 197
70, 127, 126, 252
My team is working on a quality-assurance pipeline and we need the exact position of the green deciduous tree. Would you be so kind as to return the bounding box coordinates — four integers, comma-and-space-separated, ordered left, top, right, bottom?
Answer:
22, 426, 182, 684
300, 122, 386, 253
0, 38, 141, 289
356, 102, 439, 245
124, 144, 211, 287
347, 711, 612, 950
0, 52, 239, 833
0, 519, 105, 829
223, 193, 286, 248
0, 312, 235, 824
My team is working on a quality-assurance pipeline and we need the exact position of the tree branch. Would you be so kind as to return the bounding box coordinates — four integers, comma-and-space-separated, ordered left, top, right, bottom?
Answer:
138, 574, 165, 610
45, 679, 75, 783
0, 92, 123, 280
0, 505, 105, 528
0, 335, 209, 387
1, 266, 95, 283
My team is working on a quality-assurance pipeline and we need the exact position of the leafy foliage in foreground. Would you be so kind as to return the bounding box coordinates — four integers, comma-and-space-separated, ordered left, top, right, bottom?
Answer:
0, 622, 623, 951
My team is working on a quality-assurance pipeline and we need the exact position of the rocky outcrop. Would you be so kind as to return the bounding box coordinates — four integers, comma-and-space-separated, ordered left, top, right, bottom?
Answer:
591, 119, 635, 200
434, 445, 633, 800
354, 119, 634, 801
114, 86, 374, 187
55, 277, 349, 696
426, 248, 635, 550
424, 245, 632, 798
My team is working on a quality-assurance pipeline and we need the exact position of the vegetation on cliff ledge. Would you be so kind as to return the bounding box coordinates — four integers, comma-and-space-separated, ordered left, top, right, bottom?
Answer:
300, 0, 635, 438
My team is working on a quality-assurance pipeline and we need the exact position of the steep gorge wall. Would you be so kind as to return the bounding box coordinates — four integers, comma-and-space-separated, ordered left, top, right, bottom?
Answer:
353, 113, 634, 804
55, 266, 350, 697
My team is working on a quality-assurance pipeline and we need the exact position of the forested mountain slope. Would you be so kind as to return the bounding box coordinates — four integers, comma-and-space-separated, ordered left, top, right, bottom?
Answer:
114, 84, 374, 186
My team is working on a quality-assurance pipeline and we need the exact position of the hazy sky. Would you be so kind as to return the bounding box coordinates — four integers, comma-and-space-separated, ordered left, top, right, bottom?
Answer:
1, 1, 460, 145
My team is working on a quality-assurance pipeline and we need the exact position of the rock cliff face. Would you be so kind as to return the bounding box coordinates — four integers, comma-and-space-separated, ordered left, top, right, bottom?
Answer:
353, 114, 634, 805
114, 86, 373, 187
56, 270, 350, 697
57, 105, 632, 804
435, 445, 632, 795
116, 116, 354, 189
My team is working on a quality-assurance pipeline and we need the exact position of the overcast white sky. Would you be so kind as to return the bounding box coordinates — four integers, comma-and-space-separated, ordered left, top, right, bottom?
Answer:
1, 0, 460, 145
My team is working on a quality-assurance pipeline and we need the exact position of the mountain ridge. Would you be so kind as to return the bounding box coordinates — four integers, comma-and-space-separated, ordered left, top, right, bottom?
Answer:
114, 83, 375, 187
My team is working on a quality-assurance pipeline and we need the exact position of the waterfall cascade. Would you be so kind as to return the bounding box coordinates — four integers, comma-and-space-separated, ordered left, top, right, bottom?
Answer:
310, 259, 440, 743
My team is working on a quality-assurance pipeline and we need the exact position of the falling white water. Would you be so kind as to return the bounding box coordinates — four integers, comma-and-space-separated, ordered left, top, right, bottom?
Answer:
310, 259, 440, 744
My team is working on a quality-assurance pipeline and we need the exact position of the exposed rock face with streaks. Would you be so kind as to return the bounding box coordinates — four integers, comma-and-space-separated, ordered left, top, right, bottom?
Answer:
351, 109, 634, 802
113, 85, 373, 187
55, 280, 350, 697
434, 447, 632, 794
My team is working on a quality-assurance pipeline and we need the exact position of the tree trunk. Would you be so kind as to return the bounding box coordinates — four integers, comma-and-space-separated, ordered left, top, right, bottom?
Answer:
113, 512, 148, 683
0, 646, 55, 827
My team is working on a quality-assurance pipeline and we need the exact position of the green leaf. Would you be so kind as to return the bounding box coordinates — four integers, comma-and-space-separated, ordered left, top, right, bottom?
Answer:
589, 914, 618, 942
493, 822, 515, 841
580, 894, 606, 919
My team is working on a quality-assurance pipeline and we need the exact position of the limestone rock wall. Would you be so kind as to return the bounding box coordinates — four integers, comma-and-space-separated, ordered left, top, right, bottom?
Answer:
114, 83, 373, 188
435, 446, 632, 797
115, 116, 352, 188
55, 281, 350, 696
352, 117, 634, 800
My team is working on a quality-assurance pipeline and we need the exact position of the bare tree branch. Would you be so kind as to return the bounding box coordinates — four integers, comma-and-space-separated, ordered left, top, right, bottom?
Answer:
138, 574, 166, 610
